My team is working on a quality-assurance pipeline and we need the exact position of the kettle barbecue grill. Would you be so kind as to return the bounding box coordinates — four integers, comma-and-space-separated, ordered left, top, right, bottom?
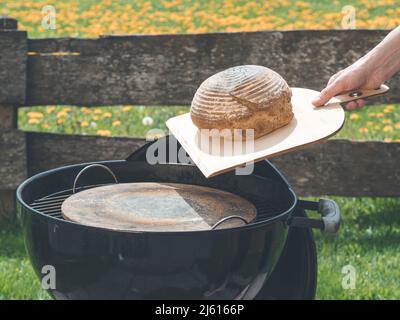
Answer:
16, 135, 340, 300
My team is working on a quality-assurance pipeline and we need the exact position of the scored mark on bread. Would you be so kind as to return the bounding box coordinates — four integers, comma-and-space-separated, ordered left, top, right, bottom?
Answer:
229, 93, 260, 114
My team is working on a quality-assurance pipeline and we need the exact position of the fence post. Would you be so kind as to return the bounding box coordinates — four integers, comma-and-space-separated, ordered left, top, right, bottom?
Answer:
0, 17, 27, 222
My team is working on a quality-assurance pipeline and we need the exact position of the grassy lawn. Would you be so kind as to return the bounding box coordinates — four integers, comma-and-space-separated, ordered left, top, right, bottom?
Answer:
315, 197, 400, 299
1, 0, 399, 299
18, 103, 400, 141
1, 197, 399, 300
0, 223, 49, 300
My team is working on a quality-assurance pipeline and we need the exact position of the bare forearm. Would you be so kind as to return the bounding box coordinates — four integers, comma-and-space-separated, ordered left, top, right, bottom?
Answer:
361, 26, 400, 82
312, 26, 400, 108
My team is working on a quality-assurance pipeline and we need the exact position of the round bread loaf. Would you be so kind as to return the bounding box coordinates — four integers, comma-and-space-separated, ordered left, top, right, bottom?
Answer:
190, 65, 294, 139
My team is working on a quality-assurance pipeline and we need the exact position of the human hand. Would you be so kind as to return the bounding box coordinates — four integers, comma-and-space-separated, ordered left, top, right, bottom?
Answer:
312, 60, 384, 110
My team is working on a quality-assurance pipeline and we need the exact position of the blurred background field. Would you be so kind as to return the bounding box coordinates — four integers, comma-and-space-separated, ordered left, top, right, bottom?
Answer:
19, 104, 400, 141
2, 0, 400, 36
0, 0, 399, 300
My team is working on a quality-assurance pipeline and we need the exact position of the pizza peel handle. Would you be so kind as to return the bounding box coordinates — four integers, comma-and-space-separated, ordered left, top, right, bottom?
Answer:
323, 84, 389, 107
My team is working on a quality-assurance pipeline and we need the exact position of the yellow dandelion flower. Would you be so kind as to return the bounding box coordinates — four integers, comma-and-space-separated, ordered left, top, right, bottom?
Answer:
57, 119, 65, 125
146, 132, 164, 140
295, 1, 311, 8
384, 105, 395, 113
63, 107, 72, 113
80, 107, 91, 114
97, 129, 112, 137
42, 123, 49, 129
28, 118, 40, 125
376, 112, 384, 118
57, 111, 68, 118
367, 121, 373, 126
373, 125, 380, 130
383, 125, 393, 132
122, 106, 133, 112
359, 127, 368, 133
94, 108, 103, 115
349, 113, 359, 120
384, 138, 392, 142
92, 115, 100, 121
27, 111, 43, 119
80, 121, 89, 128
382, 119, 392, 124
395, 122, 400, 129
103, 112, 112, 118
46, 106, 56, 114
112, 120, 121, 127
368, 112, 376, 117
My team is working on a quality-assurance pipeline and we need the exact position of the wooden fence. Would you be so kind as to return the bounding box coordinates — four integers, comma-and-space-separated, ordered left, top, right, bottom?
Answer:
0, 17, 399, 220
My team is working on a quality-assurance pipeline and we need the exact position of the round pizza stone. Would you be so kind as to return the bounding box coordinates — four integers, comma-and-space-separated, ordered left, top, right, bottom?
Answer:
61, 182, 257, 232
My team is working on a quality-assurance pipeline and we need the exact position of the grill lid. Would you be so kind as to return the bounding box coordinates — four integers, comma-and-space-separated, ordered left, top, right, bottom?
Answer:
61, 182, 257, 232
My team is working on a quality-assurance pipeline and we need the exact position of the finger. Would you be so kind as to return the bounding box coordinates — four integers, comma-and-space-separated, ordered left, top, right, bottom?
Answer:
346, 99, 366, 110
312, 80, 345, 107
345, 101, 358, 110
355, 99, 366, 109
327, 75, 337, 86
327, 71, 342, 86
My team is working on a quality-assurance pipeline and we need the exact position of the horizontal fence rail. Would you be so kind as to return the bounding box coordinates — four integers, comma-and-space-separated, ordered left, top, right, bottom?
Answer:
26, 132, 400, 197
23, 29, 399, 106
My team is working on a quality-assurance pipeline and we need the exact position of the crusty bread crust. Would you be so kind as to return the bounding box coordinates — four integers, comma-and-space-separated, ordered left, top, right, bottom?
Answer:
190, 65, 294, 139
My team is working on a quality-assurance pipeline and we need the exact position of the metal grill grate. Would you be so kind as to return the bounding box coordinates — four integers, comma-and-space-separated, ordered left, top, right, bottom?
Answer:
251, 197, 286, 221
30, 184, 110, 219
29, 163, 288, 225
30, 186, 284, 224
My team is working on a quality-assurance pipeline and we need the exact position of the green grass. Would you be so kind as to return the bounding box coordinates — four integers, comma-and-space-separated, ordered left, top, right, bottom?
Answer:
19, 103, 400, 141
19, 105, 190, 138
0, 223, 49, 299
315, 197, 400, 299
1, 197, 399, 300
337, 104, 399, 141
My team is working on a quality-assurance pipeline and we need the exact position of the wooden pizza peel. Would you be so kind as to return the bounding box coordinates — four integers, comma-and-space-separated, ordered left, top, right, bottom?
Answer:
166, 85, 389, 178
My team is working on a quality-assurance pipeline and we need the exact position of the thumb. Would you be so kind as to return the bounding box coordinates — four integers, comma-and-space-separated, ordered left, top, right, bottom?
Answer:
312, 80, 344, 107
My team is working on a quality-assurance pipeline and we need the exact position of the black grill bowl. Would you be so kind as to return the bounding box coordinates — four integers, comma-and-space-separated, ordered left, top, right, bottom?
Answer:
17, 154, 299, 300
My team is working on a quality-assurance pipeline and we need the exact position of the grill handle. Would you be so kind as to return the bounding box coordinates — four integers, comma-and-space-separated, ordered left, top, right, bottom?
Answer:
288, 198, 340, 234
73, 164, 118, 193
